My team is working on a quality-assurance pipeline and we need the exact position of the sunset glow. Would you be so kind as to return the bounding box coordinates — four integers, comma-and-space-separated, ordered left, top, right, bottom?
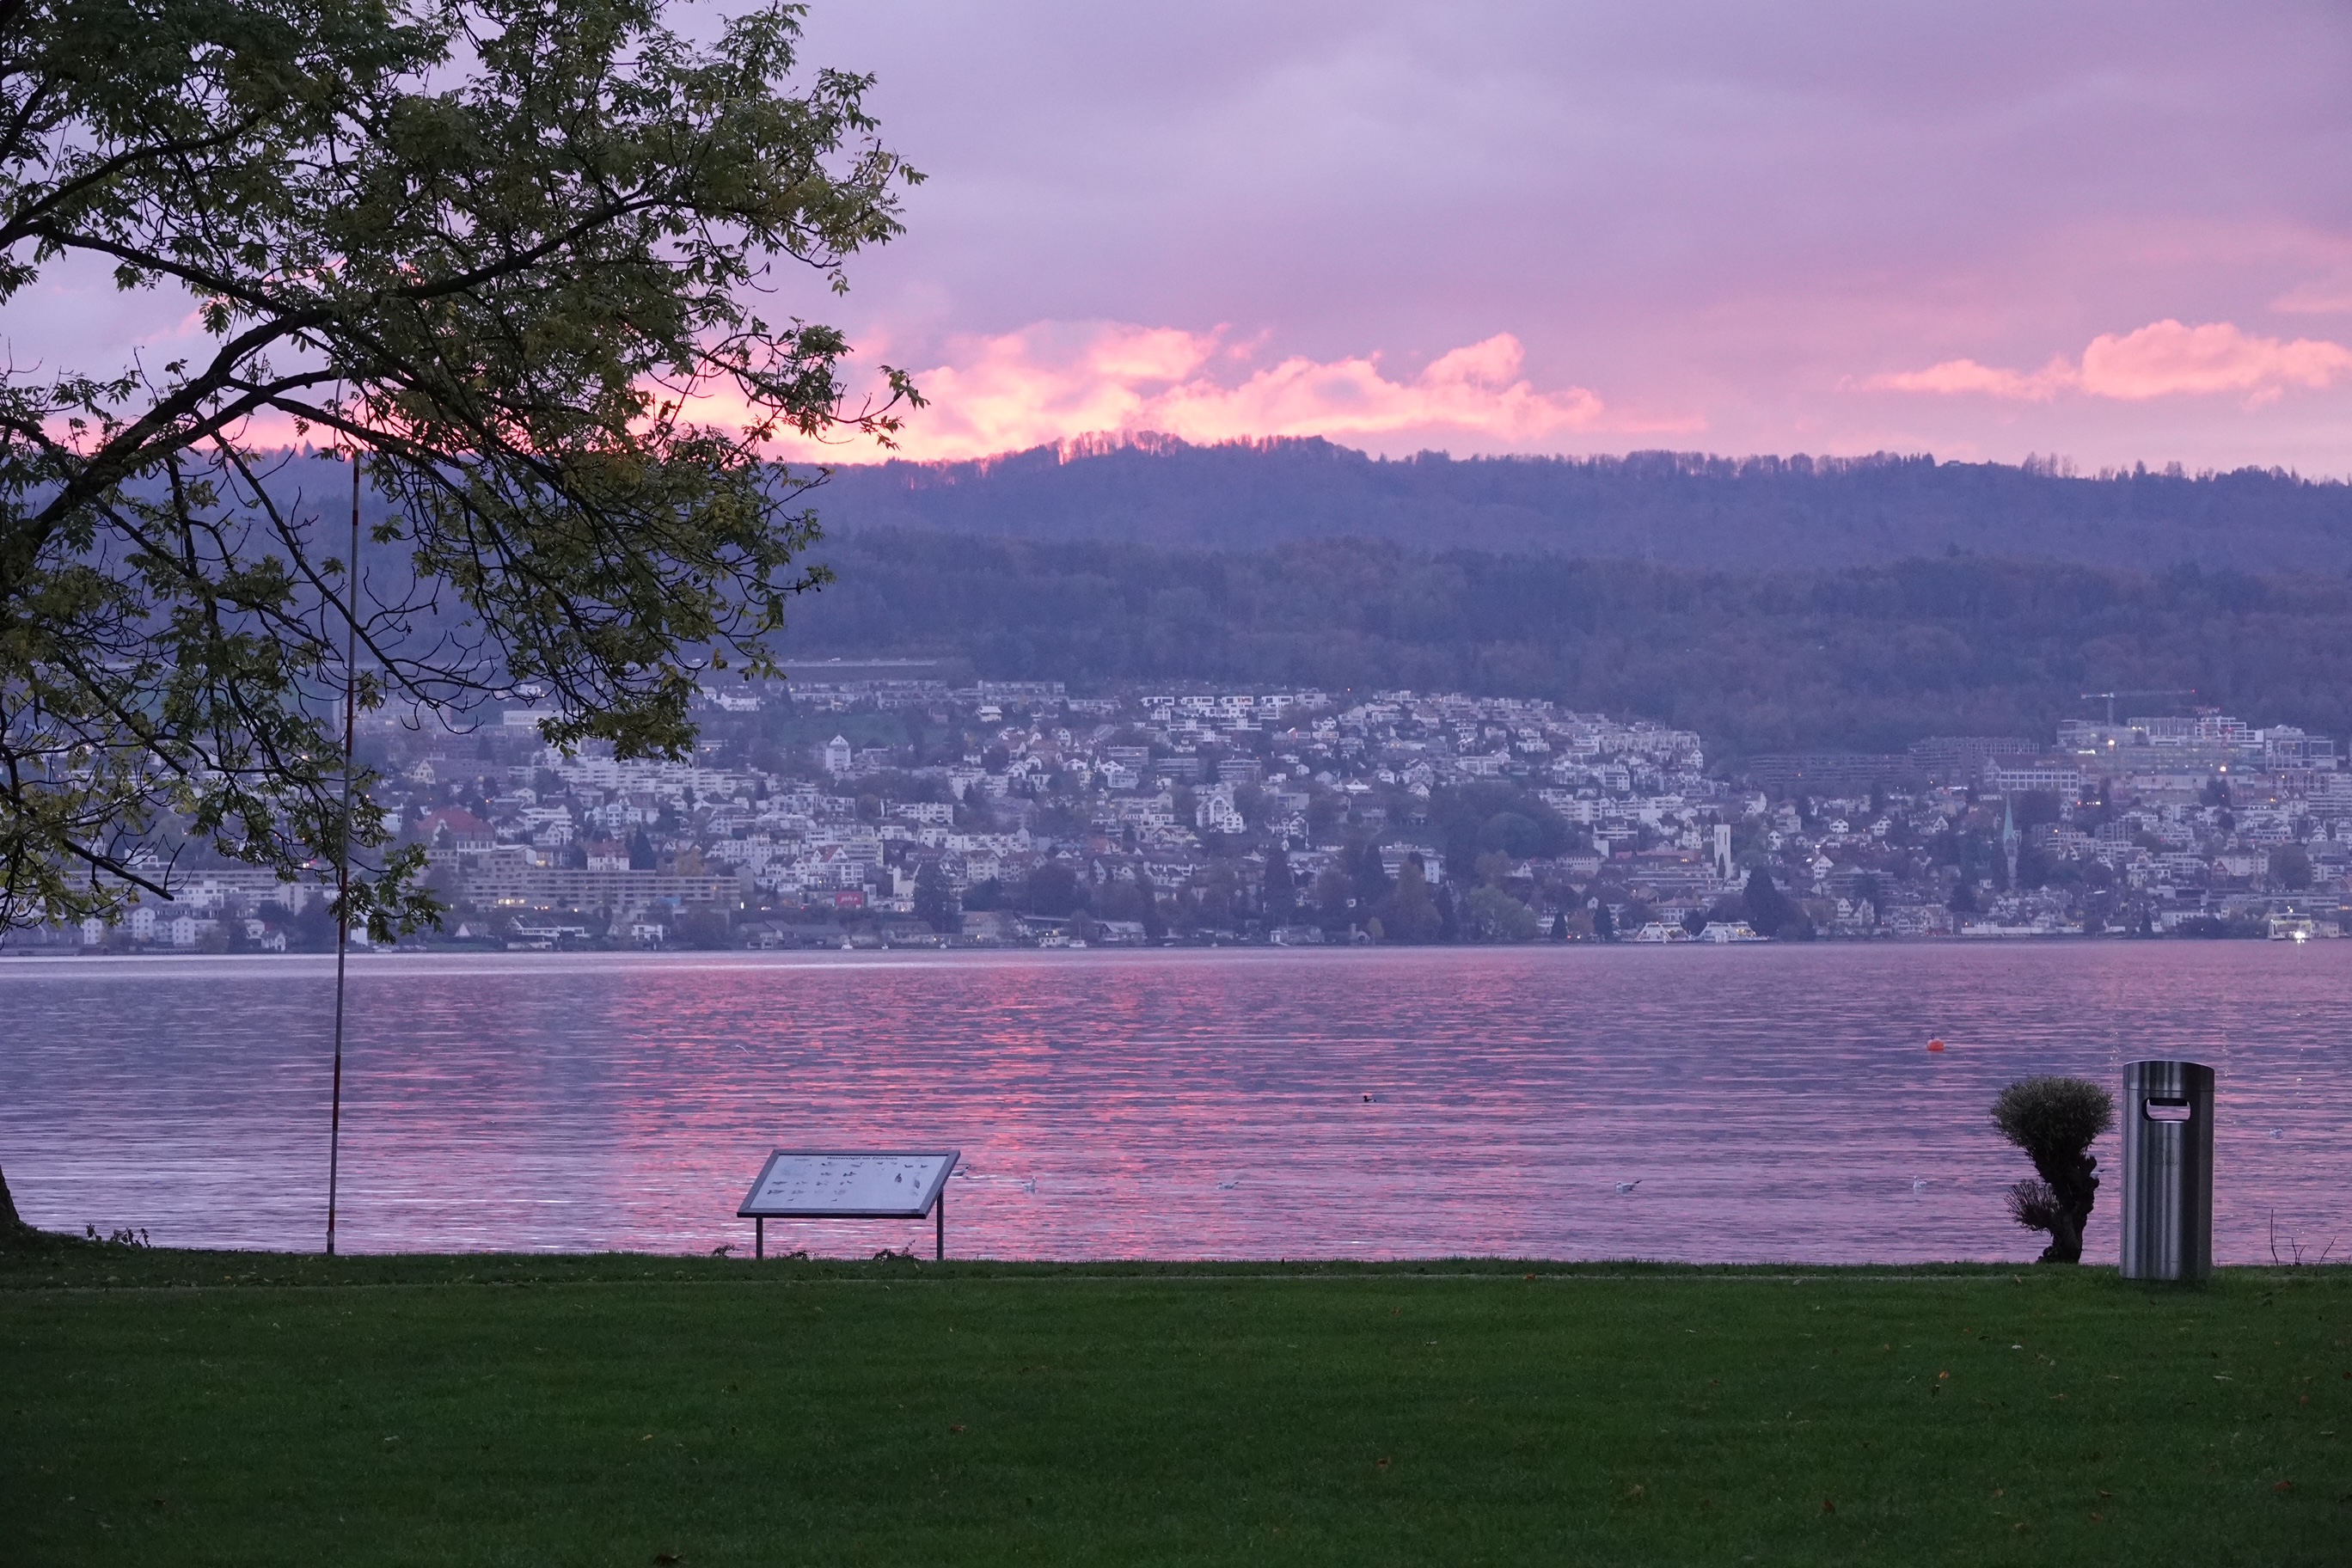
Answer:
779, 1, 2352, 471
1878, 321, 2352, 407
775, 322, 1683, 463
30, 3, 2352, 473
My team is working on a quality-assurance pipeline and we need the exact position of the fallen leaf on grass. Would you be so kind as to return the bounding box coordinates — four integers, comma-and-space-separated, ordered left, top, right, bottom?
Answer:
2088, 1512, 2104, 1522
1375, 1457, 1392, 1472
1821, 1498, 1835, 1515
2273, 1480, 2294, 1494
1625, 1484, 1644, 1501
949, 1424, 966, 1435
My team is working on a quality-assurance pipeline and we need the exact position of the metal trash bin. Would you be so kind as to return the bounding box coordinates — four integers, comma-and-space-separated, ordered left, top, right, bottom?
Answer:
2119, 1059, 2214, 1281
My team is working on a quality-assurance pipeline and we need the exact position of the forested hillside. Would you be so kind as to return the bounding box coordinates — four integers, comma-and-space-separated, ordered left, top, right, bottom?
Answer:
815, 437, 2352, 572
230, 448, 2352, 758
783, 531, 2352, 763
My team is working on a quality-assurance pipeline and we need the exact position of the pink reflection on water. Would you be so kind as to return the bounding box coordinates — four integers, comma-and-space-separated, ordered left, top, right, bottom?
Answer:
2, 945, 2346, 1263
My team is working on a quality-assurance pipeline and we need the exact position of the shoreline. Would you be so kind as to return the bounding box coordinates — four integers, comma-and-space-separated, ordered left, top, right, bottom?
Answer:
0, 928, 2323, 966
9, 1241, 2345, 1283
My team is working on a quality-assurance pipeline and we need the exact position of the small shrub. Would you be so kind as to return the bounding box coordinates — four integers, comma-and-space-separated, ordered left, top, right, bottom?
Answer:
1991, 1076, 2114, 1264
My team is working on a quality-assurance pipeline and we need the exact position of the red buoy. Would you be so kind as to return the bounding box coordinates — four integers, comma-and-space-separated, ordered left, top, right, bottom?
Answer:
1927, 1038, 1947, 1053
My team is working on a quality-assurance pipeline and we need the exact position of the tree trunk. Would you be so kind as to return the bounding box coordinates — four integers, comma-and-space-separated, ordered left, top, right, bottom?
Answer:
2036, 1150, 2100, 1265
2037, 1210, 2084, 1265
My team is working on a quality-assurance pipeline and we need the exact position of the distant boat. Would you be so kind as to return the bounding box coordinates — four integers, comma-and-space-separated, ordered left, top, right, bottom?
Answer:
1959, 916, 2080, 938
1696, 921, 1767, 944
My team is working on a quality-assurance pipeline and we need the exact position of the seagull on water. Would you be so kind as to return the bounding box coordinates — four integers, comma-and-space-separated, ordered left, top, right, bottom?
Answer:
1615, 1179, 1641, 1194
1913, 1179, 1930, 1192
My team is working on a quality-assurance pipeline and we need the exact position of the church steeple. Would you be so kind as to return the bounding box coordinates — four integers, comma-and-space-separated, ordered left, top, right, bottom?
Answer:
2000, 797, 2020, 889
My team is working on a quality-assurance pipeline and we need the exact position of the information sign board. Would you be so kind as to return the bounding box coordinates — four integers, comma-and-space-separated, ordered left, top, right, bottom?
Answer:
736, 1148, 962, 1260
738, 1149, 959, 1219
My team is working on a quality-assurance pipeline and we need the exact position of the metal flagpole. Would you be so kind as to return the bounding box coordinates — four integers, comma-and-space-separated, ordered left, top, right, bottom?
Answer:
328, 449, 361, 1255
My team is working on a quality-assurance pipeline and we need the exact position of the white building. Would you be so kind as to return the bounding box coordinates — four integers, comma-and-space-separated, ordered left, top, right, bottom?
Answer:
1984, 757, 2085, 803
1196, 782, 1246, 835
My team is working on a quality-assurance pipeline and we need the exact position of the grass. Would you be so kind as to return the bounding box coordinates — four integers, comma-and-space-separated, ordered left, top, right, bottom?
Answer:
3, 1246, 2347, 1565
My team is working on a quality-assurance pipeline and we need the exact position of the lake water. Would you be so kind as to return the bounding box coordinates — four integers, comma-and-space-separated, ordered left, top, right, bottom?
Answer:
2, 945, 2345, 1265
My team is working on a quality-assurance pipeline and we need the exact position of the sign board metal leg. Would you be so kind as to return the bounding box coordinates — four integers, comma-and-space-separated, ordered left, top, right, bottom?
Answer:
936, 1191, 945, 1261
756, 1216, 763, 1261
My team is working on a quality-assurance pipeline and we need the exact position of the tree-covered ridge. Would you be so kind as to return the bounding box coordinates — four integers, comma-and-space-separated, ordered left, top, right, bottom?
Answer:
815, 437, 2352, 571
785, 531, 2352, 763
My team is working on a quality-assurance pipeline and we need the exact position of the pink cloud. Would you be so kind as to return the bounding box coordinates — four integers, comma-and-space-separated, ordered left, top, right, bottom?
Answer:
771, 321, 1677, 462
1873, 355, 2078, 401
1871, 320, 2352, 407
2079, 320, 2352, 401
2271, 269, 2352, 315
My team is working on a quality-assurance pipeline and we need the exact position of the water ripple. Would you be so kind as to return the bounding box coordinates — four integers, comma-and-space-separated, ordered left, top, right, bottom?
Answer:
2, 945, 2344, 1264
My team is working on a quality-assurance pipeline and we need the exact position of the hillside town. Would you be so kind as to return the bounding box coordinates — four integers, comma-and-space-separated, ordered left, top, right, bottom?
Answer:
34, 669, 2352, 952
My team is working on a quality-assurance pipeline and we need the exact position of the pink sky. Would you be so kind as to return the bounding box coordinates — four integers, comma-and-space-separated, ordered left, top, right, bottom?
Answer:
21, 1, 2352, 473
781, 0, 2352, 472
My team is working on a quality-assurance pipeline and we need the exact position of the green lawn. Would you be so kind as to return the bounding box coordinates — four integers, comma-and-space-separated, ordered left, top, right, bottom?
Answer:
3, 1248, 2345, 1565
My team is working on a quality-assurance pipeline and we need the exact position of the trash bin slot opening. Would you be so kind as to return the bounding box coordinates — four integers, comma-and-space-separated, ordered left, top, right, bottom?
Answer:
2143, 1098, 2192, 1123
